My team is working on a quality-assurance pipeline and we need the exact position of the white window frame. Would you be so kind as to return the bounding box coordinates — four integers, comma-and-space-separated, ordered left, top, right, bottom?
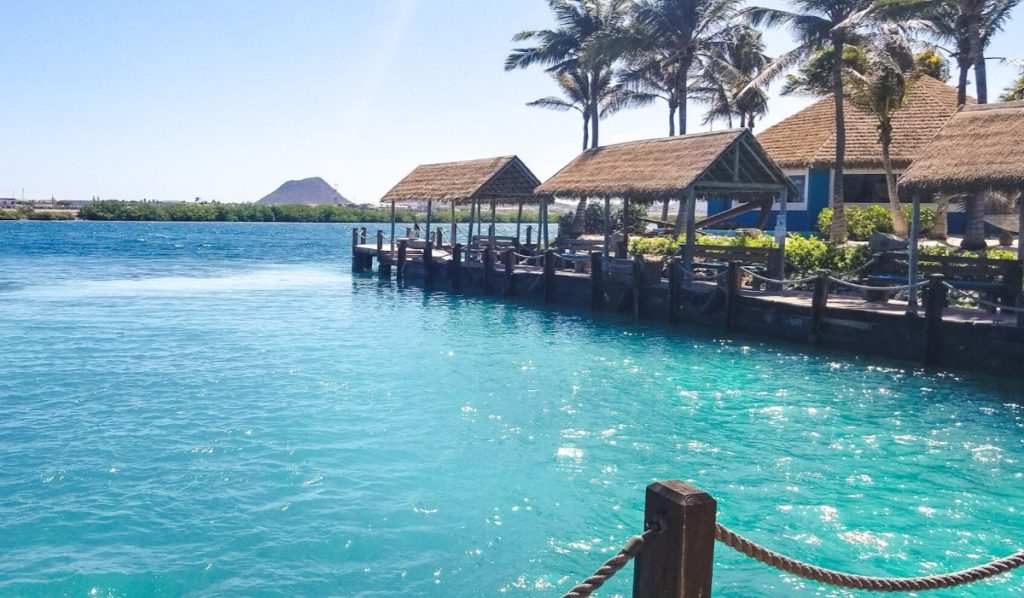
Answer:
775, 168, 809, 210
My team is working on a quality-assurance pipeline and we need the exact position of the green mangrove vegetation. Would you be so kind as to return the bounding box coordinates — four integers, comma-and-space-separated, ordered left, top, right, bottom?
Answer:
77, 201, 540, 224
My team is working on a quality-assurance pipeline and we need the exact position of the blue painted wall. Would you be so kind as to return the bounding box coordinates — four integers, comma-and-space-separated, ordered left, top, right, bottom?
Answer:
703, 166, 972, 236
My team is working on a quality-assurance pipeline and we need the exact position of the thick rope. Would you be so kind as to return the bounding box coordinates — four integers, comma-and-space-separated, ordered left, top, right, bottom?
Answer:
716, 523, 1024, 592
942, 282, 1024, 314
512, 252, 545, 262
741, 267, 818, 287
561, 530, 653, 598
829, 276, 926, 293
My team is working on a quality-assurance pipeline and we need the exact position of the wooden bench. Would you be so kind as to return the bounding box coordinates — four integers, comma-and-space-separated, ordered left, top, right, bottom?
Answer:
863, 251, 1023, 307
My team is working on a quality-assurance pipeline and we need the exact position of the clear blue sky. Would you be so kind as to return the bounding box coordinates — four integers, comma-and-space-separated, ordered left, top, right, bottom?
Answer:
2, 0, 1022, 204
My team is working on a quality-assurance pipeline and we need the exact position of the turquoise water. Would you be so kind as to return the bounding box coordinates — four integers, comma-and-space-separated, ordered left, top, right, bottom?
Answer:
1, 221, 1022, 597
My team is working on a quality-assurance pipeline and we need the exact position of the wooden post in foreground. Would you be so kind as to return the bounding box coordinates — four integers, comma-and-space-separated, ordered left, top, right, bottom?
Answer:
923, 273, 947, 366
633, 481, 717, 598
809, 270, 830, 346
632, 256, 642, 320
590, 251, 604, 311
543, 250, 556, 304
504, 248, 515, 296
667, 257, 681, 323
725, 261, 742, 332
526, 225, 533, 248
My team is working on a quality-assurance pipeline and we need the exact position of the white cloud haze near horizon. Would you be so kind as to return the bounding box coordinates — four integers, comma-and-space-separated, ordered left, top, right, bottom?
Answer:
2, 0, 1022, 204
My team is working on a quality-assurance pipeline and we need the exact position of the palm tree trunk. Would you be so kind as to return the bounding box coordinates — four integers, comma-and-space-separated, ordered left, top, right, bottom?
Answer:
590, 71, 600, 149
830, 37, 848, 243
974, 51, 989, 104
956, 57, 970, 106
881, 124, 907, 236
967, 11, 987, 104
739, 113, 746, 128
678, 76, 688, 135
661, 198, 670, 222
961, 194, 988, 250
668, 99, 677, 137
568, 198, 588, 237
929, 194, 949, 240
582, 112, 590, 151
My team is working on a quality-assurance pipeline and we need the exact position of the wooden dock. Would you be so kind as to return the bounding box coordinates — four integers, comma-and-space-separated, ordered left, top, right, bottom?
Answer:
349, 227, 1024, 378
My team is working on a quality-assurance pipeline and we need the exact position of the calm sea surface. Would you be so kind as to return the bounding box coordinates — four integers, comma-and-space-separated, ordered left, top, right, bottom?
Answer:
1, 221, 1022, 597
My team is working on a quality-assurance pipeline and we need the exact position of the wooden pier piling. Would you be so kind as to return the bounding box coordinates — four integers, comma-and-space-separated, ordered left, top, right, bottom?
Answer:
633, 481, 717, 598
451, 243, 463, 290
809, 270, 830, 345
725, 261, 742, 332
667, 257, 681, 323
483, 247, 494, 295
504, 248, 515, 296
423, 242, 433, 285
543, 250, 555, 304
397, 240, 408, 281
923, 274, 947, 365
590, 252, 604, 311
351, 229, 363, 272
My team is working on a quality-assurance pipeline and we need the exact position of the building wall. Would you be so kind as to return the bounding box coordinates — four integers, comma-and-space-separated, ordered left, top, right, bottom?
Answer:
704, 166, 973, 236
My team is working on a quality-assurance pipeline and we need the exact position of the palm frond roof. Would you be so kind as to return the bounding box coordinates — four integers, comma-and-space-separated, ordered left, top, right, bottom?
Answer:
901, 100, 1024, 194
381, 156, 544, 204
757, 75, 967, 170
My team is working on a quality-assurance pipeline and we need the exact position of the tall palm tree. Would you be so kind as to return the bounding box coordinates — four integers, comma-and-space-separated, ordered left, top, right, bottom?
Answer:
1000, 62, 1024, 100
629, 0, 746, 136
620, 52, 685, 135
844, 29, 915, 236
891, 0, 1021, 247
697, 26, 772, 129
527, 67, 655, 234
744, 0, 878, 243
506, 0, 632, 149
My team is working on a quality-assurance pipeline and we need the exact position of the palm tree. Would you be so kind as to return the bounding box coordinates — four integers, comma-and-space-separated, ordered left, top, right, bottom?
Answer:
620, 52, 685, 135
527, 67, 655, 234
629, 0, 746, 136
697, 26, 772, 129
506, 0, 632, 149
999, 60, 1024, 101
844, 30, 915, 236
744, 0, 879, 243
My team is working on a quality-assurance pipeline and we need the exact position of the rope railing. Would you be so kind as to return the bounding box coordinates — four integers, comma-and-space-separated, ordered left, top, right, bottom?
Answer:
827, 276, 927, 294
511, 252, 545, 263
561, 530, 655, 598
942, 282, 1024, 315
715, 523, 1024, 593
740, 266, 818, 287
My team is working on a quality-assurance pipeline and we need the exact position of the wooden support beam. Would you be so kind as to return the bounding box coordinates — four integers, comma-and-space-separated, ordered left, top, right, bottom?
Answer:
425, 199, 433, 242
632, 256, 642, 320
632, 481, 717, 598
450, 243, 462, 290
504, 248, 515, 296
907, 193, 922, 315
390, 200, 396, 254
516, 199, 523, 243
351, 229, 362, 273
423, 241, 433, 285
725, 261, 741, 332
483, 246, 494, 295
526, 225, 533, 248
667, 257, 680, 323
923, 273, 947, 366
682, 187, 697, 275
543, 250, 555, 303
397, 239, 408, 282
590, 251, 604, 311
809, 270, 830, 345
604, 196, 611, 255
376, 230, 384, 253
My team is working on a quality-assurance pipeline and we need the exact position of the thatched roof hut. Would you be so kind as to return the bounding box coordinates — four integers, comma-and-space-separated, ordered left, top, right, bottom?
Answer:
381, 155, 544, 204
758, 75, 965, 170
900, 101, 1024, 194
537, 129, 797, 202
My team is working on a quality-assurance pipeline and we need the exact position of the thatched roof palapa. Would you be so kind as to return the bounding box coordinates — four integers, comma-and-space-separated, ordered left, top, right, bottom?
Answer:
900, 100, 1024, 194
537, 129, 797, 202
758, 75, 967, 170
381, 155, 545, 204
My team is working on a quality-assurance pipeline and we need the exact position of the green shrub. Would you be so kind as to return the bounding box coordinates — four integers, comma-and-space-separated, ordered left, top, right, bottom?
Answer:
630, 236, 680, 257
0, 208, 20, 220
818, 205, 936, 240
783, 234, 828, 275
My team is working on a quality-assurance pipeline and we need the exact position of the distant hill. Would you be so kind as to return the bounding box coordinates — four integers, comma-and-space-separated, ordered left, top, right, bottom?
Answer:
257, 177, 352, 206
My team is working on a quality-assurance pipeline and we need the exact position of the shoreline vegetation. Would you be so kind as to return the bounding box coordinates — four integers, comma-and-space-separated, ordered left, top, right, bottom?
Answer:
1, 201, 540, 224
